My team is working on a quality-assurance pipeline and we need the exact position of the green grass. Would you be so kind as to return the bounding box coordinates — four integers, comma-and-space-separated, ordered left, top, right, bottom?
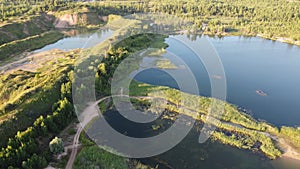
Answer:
0, 14, 54, 45
279, 127, 300, 150
82, 30, 285, 159
74, 146, 128, 169
68, 128, 76, 135
128, 80, 282, 159
0, 52, 76, 147
0, 31, 64, 61
98, 98, 113, 113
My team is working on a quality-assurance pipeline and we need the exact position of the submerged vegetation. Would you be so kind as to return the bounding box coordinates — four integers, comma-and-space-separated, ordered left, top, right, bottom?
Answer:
128, 81, 282, 159
0, 25, 299, 169
1, 0, 300, 168
91, 32, 300, 160
155, 58, 178, 69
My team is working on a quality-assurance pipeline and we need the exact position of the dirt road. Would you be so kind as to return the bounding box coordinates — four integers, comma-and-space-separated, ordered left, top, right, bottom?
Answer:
65, 94, 300, 168
65, 95, 155, 169
65, 96, 110, 169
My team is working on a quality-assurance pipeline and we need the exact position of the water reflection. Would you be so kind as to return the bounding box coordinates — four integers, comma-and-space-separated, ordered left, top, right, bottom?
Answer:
34, 29, 113, 52
133, 35, 300, 168
136, 35, 300, 126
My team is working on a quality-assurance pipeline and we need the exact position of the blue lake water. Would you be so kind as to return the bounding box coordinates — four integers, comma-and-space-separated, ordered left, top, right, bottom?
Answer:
135, 35, 300, 127
34, 31, 300, 168
131, 35, 300, 169
34, 29, 113, 52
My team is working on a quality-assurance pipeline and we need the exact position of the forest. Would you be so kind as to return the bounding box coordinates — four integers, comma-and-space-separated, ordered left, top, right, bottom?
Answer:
1, 0, 300, 42
0, 74, 75, 169
0, 48, 77, 168
0, 22, 169, 167
1, 27, 300, 169
1, 0, 300, 168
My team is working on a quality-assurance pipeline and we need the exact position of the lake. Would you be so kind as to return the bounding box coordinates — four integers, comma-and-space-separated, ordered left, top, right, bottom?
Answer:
132, 35, 300, 168
36, 30, 300, 168
100, 100, 300, 169
135, 35, 300, 127
34, 29, 113, 52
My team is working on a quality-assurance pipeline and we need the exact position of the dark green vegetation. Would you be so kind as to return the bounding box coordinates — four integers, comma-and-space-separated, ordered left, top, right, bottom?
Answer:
73, 33, 170, 169
83, 0, 299, 44
0, 66, 70, 146
86, 0, 299, 43
95, 33, 168, 96
74, 137, 156, 169
147, 0, 300, 41
0, 82, 75, 169
0, 0, 74, 21
0, 77, 75, 169
141, 0, 300, 42
0, 0, 144, 21
91, 32, 300, 160
74, 146, 128, 169
75, 133, 156, 169
128, 81, 282, 159
0, 52, 77, 168
1, 0, 300, 167
1, 0, 300, 44
49, 137, 64, 154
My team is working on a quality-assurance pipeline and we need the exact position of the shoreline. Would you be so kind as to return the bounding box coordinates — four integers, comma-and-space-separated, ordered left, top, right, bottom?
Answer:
257, 34, 300, 46
202, 31, 300, 47
99, 95, 300, 163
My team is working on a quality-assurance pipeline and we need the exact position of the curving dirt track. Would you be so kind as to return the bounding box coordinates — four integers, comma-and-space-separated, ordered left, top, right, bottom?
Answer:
65, 95, 154, 169
65, 94, 300, 168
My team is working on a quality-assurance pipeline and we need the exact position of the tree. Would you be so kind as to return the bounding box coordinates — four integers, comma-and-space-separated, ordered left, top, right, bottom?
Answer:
22, 153, 47, 169
49, 137, 64, 154
33, 116, 48, 136
61, 82, 72, 101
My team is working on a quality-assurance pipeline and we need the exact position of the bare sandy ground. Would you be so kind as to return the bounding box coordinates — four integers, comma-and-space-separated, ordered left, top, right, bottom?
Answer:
277, 138, 300, 161
0, 49, 68, 74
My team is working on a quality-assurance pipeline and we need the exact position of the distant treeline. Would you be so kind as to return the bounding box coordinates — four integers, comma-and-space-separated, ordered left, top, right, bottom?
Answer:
0, 0, 73, 20
1, 0, 300, 41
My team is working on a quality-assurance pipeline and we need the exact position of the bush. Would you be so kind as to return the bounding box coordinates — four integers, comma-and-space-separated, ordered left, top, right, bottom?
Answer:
49, 137, 64, 154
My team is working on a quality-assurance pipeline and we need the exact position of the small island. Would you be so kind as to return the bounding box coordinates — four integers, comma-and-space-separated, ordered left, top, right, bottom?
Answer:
1, 3, 300, 167
256, 90, 268, 96
92, 33, 300, 161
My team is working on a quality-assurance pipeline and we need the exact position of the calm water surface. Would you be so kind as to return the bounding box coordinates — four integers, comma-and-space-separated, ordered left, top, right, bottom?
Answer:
132, 35, 300, 169
103, 107, 300, 169
36, 31, 300, 168
34, 29, 113, 52
135, 35, 300, 127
